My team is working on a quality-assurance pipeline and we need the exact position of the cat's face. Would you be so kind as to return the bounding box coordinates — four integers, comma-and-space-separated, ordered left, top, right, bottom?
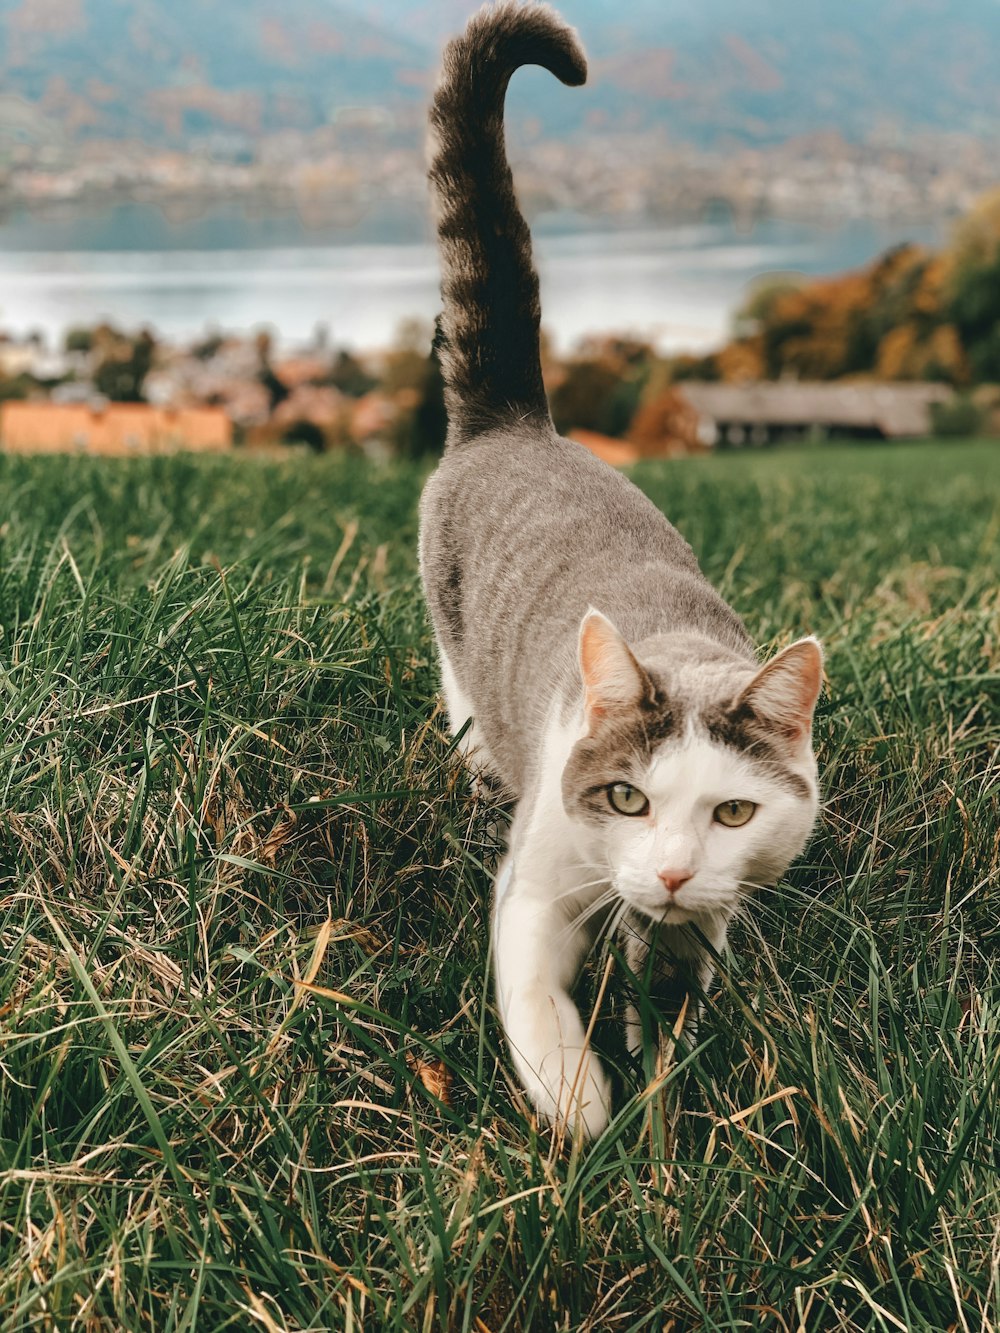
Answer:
562, 611, 822, 928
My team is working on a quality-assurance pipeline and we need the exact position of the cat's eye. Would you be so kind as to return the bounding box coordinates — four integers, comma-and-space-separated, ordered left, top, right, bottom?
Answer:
608, 783, 649, 816
713, 800, 757, 828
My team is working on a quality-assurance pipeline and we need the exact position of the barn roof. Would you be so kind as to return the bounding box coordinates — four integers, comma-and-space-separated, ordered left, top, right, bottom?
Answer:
678, 381, 952, 438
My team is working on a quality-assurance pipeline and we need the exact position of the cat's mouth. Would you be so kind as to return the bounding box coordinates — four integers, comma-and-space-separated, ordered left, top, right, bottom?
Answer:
617, 882, 732, 928
660, 904, 696, 925
613, 868, 744, 927
617, 890, 698, 927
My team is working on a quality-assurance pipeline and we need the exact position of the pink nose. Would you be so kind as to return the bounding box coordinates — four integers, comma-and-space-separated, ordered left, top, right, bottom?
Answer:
658, 869, 693, 895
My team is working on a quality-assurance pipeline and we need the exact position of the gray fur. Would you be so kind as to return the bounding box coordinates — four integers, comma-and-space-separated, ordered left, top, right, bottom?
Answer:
428, 2, 586, 440
421, 412, 765, 797
420, 2, 810, 800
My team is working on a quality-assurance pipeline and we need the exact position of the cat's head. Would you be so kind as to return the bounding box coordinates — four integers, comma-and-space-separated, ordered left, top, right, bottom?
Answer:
562, 610, 823, 930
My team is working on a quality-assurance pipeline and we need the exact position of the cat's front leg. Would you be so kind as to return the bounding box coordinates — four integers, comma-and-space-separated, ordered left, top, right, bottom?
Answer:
493, 854, 611, 1139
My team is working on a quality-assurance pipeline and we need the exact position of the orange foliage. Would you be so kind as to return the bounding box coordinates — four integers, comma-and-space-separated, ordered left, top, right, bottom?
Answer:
697, 226, 996, 388
764, 271, 874, 379
628, 387, 702, 456
876, 325, 920, 379
715, 334, 766, 382
912, 254, 950, 316
876, 321, 968, 384
923, 324, 968, 382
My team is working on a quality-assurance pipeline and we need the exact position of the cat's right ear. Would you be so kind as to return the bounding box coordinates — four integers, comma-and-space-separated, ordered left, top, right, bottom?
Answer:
737, 635, 824, 747
578, 609, 652, 729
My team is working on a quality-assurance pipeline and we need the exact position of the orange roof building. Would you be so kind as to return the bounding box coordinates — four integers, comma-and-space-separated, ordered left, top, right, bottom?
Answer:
0, 401, 233, 456
568, 428, 641, 467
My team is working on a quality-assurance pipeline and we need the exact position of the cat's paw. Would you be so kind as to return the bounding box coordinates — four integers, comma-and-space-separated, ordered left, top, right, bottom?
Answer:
525, 1046, 611, 1140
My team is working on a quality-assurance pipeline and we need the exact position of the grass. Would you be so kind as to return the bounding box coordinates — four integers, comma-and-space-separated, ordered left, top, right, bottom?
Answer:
0, 438, 997, 1331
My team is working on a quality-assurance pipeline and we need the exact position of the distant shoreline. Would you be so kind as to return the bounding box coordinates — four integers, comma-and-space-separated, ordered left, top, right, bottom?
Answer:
0, 186, 962, 250
0, 209, 945, 356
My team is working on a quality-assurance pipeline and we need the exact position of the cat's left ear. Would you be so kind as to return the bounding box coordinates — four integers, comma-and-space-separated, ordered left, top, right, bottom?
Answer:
737, 636, 824, 746
578, 608, 654, 728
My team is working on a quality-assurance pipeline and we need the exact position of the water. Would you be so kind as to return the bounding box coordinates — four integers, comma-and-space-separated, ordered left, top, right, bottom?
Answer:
0, 200, 943, 353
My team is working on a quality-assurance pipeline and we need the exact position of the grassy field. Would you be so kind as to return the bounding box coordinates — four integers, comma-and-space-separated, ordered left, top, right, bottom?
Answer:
0, 440, 997, 1332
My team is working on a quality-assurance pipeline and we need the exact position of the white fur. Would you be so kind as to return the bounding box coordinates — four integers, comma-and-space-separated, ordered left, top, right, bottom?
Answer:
491, 707, 818, 1139
606, 727, 817, 926
493, 705, 613, 1136
439, 647, 500, 782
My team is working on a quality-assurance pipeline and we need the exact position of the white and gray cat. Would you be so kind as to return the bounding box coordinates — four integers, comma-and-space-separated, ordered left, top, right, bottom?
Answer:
419, 2, 823, 1138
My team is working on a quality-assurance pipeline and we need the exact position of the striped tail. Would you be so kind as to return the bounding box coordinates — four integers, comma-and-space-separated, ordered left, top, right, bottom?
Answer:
427, 3, 587, 444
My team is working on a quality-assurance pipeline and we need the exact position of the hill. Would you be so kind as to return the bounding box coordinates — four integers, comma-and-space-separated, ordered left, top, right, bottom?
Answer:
2, 0, 1000, 149
352, 0, 1000, 142
0, 0, 427, 148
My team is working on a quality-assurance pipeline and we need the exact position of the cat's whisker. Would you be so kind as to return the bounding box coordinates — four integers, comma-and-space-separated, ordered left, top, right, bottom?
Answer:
557, 857, 615, 883
599, 899, 630, 952
584, 891, 623, 929
555, 891, 626, 946
553, 888, 620, 942
552, 909, 611, 945
545, 876, 613, 906
744, 883, 850, 925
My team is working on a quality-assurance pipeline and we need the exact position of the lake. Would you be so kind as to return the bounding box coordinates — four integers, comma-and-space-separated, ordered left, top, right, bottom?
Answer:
0, 201, 944, 353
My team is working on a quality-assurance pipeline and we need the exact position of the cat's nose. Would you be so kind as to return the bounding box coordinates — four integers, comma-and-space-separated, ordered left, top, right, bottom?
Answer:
658, 868, 693, 896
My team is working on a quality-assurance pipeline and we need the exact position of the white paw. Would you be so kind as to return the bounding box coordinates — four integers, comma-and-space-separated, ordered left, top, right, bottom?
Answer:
525, 1046, 611, 1140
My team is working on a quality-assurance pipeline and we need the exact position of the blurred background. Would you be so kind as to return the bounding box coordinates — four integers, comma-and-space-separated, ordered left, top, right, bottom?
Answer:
2, 0, 999, 456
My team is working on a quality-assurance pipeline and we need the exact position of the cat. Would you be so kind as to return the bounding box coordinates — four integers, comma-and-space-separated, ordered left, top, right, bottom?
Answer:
419, 2, 823, 1139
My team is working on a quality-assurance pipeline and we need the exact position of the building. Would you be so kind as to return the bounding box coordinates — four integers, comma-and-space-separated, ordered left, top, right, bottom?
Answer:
568, 428, 642, 467
0, 401, 232, 455
677, 382, 953, 446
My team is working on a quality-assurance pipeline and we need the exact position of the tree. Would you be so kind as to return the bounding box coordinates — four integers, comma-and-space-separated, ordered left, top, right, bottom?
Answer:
93, 328, 156, 402
328, 350, 376, 398
549, 339, 655, 438
946, 189, 1000, 382
254, 330, 289, 412
64, 326, 95, 354
628, 386, 701, 456
281, 420, 326, 453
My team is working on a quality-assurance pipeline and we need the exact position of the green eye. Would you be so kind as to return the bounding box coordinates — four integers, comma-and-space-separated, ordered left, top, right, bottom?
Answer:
608, 783, 649, 816
714, 800, 757, 828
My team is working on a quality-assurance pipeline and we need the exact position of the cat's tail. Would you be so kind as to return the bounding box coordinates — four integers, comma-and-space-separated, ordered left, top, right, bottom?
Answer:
428, 3, 587, 445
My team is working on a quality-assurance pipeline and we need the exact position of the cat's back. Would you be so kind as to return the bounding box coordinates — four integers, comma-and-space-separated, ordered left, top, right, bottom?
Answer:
419, 427, 754, 790
420, 426, 699, 602
425, 424, 694, 547
419, 426, 747, 686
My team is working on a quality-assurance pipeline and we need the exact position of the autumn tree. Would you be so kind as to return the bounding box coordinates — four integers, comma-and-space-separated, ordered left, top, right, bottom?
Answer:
946, 189, 1000, 383
381, 320, 446, 459
549, 338, 655, 437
